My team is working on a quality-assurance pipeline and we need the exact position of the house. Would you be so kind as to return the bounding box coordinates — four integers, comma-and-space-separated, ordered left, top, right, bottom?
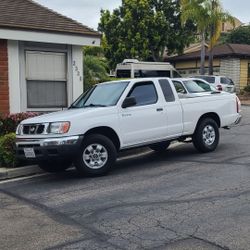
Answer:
0, 0, 101, 115
168, 43, 250, 92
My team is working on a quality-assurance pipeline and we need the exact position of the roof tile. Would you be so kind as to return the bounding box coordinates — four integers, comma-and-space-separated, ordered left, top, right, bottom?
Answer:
0, 0, 100, 37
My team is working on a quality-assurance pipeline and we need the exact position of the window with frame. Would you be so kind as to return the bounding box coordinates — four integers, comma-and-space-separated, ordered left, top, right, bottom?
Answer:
26, 51, 67, 108
127, 81, 158, 106
173, 81, 187, 93
159, 79, 175, 102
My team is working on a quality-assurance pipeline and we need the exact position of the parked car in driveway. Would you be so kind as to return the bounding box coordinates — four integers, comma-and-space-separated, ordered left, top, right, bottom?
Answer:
172, 78, 218, 98
193, 75, 236, 93
16, 78, 241, 176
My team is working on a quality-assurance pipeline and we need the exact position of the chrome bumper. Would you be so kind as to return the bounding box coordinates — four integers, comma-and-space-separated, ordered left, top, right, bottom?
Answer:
16, 136, 80, 147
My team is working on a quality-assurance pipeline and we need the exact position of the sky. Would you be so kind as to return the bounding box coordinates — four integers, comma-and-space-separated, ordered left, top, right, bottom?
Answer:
34, 0, 250, 30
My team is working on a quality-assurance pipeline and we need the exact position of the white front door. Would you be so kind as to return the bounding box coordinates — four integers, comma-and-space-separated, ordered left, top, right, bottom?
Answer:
119, 81, 167, 147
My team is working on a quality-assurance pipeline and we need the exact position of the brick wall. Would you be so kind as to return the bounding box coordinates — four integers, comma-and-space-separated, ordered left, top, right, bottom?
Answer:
0, 39, 9, 115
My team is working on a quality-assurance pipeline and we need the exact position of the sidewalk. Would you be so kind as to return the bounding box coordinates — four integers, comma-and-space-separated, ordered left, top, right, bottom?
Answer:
0, 165, 43, 181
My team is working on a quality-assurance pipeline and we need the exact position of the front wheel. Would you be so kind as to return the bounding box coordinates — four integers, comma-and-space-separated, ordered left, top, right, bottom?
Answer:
74, 134, 117, 176
193, 118, 219, 153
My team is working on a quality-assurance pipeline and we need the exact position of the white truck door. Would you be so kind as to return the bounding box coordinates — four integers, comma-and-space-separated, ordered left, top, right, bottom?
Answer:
119, 81, 167, 146
158, 79, 183, 137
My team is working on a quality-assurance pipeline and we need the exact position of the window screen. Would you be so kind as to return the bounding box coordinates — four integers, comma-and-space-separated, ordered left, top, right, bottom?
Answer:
26, 51, 67, 108
159, 79, 175, 102
128, 82, 157, 106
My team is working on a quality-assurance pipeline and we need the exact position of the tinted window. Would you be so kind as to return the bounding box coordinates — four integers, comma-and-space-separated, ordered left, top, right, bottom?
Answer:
193, 80, 212, 91
128, 82, 157, 106
195, 76, 215, 83
183, 80, 206, 93
221, 77, 234, 85
173, 81, 187, 93
173, 71, 182, 78
159, 79, 175, 102
138, 70, 171, 77
116, 70, 131, 78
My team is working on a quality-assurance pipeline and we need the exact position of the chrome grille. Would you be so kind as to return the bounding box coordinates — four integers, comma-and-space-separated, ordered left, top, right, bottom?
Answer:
22, 124, 45, 135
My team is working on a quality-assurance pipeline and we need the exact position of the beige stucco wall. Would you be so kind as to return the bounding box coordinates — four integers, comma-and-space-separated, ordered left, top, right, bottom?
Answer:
240, 60, 249, 90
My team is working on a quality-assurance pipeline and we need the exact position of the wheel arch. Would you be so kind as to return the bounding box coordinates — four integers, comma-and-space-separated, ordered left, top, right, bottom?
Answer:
196, 112, 221, 130
84, 126, 121, 151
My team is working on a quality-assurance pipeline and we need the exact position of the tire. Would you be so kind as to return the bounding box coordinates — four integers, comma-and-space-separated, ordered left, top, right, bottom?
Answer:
74, 134, 117, 176
149, 141, 170, 153
193, 118, 219, 153
38, 160, 72, 173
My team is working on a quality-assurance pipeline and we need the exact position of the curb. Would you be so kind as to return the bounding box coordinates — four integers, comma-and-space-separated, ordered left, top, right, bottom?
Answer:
0, 165, 44, 181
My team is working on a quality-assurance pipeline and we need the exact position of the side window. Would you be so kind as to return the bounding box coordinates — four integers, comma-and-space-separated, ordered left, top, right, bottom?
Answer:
172, 70, 181, 78
159, 79, 175, 102
116, 70, 131, 78
127, 81, 158, 106
173, 81, 187, 93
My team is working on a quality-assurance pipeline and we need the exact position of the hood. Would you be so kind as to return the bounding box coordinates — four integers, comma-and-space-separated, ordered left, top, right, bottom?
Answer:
21, 107, 116, 124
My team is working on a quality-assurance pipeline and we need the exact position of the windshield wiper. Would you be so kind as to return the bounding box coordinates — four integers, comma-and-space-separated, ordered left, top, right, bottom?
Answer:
83, 104, 107, 108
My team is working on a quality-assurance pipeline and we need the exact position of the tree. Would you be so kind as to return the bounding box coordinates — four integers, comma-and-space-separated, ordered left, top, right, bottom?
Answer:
226, 26, 250, 45
181, 0, 234, 75
99, 0, 195, 69
83, 46, 109, 90
208, 0, 234, 74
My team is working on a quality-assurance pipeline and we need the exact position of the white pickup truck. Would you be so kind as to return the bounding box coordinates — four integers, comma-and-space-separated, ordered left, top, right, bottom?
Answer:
16, 78, 241, 176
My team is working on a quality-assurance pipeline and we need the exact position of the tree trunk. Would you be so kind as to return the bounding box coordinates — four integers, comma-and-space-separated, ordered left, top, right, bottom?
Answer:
200, 31, 206, 75
209, 47, 214, 75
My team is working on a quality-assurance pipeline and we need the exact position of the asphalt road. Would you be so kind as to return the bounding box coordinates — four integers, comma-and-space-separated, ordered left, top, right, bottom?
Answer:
1, 107, 250, 250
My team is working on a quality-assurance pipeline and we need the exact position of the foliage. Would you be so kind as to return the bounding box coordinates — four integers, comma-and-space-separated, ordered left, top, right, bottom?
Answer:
180, 0, 234, 75
83, 46, 110, 90
243, 85, 250, 93
226, 26, 250, 45
99, 0, 195, 68
0, 112, 39, 136
0, 133, 16, 167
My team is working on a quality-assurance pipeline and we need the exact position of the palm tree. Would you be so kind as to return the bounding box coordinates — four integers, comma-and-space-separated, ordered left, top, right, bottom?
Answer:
180, 0, 234, 75
180, 0, 210, 75
208, 0, 234, 74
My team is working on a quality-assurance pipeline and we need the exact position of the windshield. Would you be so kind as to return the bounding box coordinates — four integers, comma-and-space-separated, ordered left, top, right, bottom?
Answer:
71, 81, 129, 108
183, 80, 206, 93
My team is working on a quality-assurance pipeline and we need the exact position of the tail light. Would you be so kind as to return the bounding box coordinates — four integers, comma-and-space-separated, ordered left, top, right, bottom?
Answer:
236, 96, 241, 113
216, 84, 223, 91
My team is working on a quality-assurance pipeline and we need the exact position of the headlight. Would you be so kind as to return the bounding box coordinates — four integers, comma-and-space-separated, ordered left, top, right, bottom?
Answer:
48, 122, 70, 134
16, 124, 23, 135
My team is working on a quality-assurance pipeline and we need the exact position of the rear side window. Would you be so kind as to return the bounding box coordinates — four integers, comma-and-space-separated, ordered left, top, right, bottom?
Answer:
221, 77, 234, 85
116, 70, 131, 78
127, 81, 158, 106
135, 70, 171, 78
159, 79, 175, 102
196, 76, 215, 83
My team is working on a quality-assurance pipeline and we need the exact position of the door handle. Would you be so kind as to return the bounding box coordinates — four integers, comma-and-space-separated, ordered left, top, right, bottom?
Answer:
156, 108, 163, 112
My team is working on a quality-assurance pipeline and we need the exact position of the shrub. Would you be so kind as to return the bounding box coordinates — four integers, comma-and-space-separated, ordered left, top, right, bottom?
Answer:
0, 133, 16, 167
0, 112, 39, 136
243, 85, 250, 93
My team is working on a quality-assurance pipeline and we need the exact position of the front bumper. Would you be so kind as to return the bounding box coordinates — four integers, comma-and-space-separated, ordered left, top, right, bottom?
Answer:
16, 135, 83, 162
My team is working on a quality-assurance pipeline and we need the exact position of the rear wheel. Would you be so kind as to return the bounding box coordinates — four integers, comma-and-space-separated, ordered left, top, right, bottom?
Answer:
149, 141, 170, 153
193, 118, 219, 153
38, 160, 72, 173
74, 134, 117, 176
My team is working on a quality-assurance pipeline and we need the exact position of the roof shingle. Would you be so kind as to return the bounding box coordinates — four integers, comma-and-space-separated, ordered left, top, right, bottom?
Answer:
0, 0, 100, 37
168, 43, 250, 61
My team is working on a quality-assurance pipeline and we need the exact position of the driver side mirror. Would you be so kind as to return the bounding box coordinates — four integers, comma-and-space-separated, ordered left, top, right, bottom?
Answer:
122, 96, 137, 108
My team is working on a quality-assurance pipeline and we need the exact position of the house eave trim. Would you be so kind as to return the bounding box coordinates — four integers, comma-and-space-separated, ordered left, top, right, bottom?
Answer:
0, 28, 100, 46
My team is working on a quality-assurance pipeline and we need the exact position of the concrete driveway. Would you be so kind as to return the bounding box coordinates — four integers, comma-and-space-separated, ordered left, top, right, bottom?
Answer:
0, 107, 250, 250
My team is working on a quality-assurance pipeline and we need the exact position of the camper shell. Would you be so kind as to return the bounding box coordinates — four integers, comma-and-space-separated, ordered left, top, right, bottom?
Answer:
115, 59, 181, 78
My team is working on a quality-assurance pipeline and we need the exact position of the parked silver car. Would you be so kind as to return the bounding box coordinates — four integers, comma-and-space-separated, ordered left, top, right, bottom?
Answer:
193, 75, 236, 93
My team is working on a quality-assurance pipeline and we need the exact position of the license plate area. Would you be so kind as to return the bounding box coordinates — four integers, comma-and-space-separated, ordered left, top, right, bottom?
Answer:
24, 148, 36, 158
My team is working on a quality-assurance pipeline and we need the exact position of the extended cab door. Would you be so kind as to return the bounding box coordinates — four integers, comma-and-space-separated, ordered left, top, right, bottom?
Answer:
119, 80, 167, 147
